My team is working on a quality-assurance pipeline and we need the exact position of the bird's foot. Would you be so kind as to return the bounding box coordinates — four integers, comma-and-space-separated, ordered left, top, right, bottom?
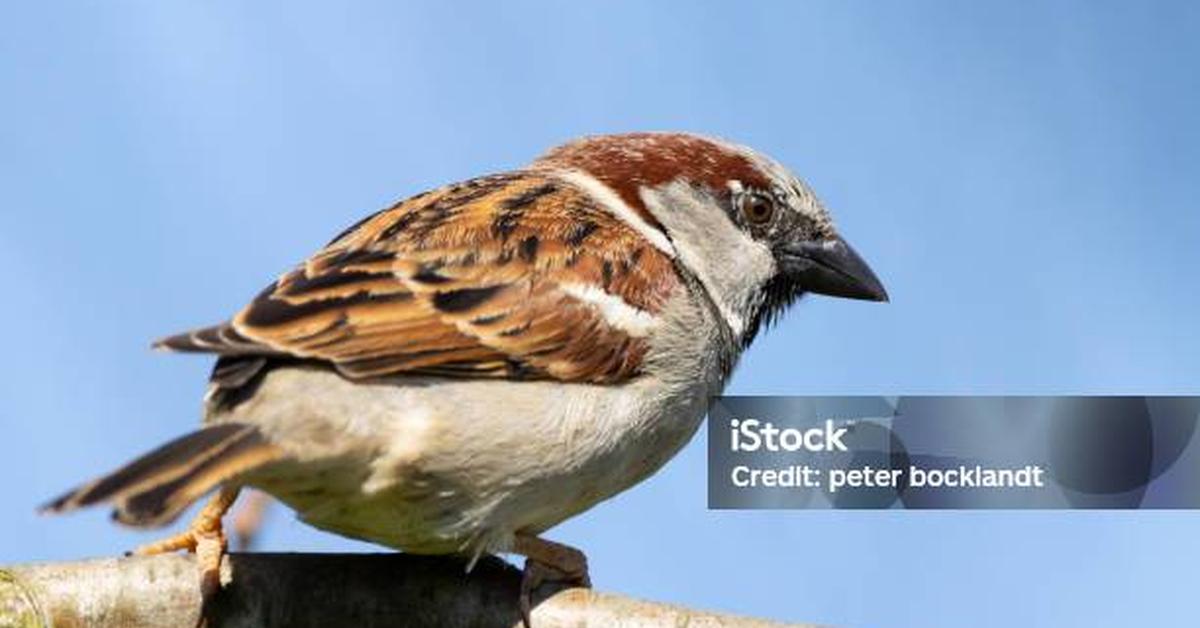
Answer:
513, 535, 591, 628
129, 486, 240, 600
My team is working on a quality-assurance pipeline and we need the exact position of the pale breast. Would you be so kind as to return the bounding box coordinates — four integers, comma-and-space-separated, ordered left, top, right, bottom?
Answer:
216, 289, 729, 555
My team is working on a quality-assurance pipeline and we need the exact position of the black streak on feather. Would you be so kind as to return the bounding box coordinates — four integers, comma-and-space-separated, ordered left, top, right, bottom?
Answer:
492, 209, 522, 241
281, 269, 389, 295
566, 220, 598, 246
242, 288, 412, 327
504, 358, 537, 378
379, 211, 420, 241
421, 177, 514, 239
328, 249, 394, 267
410, 264, 452, 284
498, 321, 532, 337
503, 183, 557, 210
518, 236, 539, 263
342, 189, 435, 244
431, 285, 503, 313
493, 183, 557, 241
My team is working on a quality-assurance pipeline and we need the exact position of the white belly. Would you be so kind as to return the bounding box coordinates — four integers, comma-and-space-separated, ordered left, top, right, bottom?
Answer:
217, 365, 710, 556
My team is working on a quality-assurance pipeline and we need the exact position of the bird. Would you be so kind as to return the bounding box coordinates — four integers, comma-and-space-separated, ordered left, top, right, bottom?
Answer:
41, 132, 887, 622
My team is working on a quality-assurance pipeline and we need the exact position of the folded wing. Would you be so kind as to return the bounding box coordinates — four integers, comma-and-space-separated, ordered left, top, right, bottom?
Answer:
156, 172, 681, 384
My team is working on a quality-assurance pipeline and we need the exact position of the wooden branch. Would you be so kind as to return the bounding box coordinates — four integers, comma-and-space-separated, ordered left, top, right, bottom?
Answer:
1, 553, 808, 627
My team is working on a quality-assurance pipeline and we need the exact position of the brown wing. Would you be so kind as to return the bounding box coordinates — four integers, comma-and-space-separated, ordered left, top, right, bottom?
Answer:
156, 171, 681, 384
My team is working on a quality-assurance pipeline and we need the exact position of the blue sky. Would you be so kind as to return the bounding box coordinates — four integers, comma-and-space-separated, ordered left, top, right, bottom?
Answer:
2, 2, 1198, 626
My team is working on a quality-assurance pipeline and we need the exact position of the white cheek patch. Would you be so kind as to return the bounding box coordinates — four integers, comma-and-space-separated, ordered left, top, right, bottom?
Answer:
640, 181, 776, 338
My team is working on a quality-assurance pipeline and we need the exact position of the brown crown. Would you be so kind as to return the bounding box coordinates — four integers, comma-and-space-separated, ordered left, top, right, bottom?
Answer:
535, 133, 774, 231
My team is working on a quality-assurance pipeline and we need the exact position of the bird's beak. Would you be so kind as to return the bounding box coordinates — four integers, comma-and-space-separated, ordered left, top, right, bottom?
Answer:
778, 236, 889, 302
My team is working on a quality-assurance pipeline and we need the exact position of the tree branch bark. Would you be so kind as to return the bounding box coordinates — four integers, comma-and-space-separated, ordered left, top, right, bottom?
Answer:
1, 553, 809, 627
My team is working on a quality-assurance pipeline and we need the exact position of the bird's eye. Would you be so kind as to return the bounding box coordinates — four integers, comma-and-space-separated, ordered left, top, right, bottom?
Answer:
739, 193, 775, 224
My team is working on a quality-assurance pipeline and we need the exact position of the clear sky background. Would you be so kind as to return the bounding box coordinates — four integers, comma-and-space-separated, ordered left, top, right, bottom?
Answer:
2, 2, 1198, 626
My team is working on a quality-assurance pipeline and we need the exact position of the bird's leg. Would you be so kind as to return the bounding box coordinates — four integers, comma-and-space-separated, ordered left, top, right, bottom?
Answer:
131, 485, 240, 599
231, 489, 272, 550
511, 535, 591, 628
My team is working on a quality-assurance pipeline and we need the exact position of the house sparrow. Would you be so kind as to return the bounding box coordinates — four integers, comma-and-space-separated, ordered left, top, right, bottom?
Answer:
42, 132, 887, 621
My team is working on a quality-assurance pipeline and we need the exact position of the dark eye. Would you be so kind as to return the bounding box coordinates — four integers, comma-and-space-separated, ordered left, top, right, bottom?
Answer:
739, 193, 774, 224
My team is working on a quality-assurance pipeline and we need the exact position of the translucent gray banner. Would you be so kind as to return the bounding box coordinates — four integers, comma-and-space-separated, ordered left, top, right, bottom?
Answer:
707, 397, 1200, 509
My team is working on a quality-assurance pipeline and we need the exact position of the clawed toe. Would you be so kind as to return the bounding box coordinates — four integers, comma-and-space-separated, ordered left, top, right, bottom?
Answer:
519, 559, 591, 628
513, 535, 591, 628
128, 487, 239, 612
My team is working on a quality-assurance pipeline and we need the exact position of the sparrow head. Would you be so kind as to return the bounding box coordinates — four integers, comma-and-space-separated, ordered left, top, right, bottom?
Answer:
535, 132, 887, 346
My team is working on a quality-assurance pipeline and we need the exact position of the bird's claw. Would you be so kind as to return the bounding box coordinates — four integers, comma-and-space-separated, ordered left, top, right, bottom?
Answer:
519, 557, 591, 628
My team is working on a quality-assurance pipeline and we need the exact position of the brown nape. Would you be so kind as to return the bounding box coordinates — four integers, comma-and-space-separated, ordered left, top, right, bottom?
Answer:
40, 423, 283, 528
534, 132, 775, 230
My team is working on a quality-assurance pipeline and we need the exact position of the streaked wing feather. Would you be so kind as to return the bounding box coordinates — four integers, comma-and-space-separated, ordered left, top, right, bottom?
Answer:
161, 171, 681, 384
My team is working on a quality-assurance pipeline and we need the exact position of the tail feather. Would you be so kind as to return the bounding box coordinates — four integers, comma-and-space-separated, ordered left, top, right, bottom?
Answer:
41, 423, 283, 527
153, 323, 278, 356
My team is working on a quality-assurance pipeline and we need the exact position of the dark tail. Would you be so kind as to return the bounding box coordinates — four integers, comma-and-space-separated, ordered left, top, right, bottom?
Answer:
153, 322, 279, 356
41, 423, 283, 527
